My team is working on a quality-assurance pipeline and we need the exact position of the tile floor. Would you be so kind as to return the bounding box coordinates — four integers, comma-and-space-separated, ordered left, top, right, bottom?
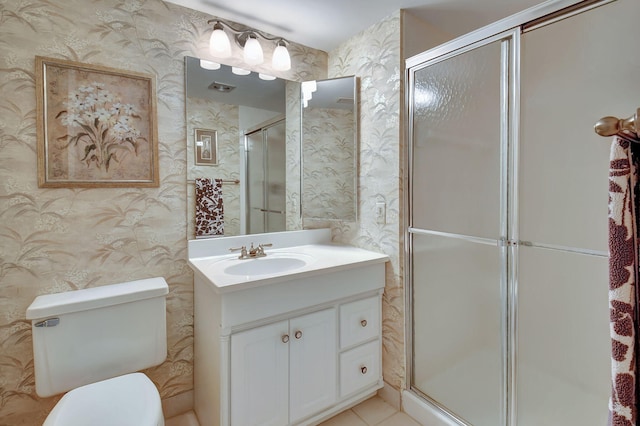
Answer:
318, 396, 421, 426
165, 396, 422, 426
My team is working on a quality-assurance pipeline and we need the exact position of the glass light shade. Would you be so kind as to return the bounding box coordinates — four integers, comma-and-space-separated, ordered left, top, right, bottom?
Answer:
209, 28, 232, 58
232, 67, 251, 76
259, 73, 276, 81
243, 36, 264, 65
272, 44, 291, 71
199, 59, 221, 70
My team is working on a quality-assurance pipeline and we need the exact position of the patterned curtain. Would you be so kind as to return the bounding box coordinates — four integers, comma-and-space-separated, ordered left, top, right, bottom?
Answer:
609, 135, 640, 426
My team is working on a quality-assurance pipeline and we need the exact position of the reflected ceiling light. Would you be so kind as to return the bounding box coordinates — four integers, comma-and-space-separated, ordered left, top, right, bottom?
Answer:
301, 80, 317, 108
207, 19, 292, 71
199, 59, 221, 70
232, 67, 250, 76
259, 73, 276, 81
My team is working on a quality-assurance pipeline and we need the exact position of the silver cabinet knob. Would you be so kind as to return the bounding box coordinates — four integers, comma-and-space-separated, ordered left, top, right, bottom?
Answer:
282, 334, 289, 343
361, 366, 368, 375
294, 330, 303, 339
360, 319, 367, 327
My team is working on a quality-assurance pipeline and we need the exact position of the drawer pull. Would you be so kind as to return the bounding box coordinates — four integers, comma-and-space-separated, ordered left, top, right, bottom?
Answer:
360, 319, 367, 327
361, 366, 368, 375
295, 330, 303, 339
282, 334, 290, 343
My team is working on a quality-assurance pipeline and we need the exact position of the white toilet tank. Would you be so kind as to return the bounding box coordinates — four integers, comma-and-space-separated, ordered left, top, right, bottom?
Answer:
26, 277, 168, 397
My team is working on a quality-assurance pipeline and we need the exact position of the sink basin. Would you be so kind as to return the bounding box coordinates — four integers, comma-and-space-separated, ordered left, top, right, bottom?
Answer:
215, 253, 313, 276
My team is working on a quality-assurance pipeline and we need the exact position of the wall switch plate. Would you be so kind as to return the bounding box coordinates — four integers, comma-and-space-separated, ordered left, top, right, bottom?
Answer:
375, 201, 386, 225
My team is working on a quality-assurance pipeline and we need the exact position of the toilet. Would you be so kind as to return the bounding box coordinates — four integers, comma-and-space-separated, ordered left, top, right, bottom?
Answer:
26, 277, 169, 426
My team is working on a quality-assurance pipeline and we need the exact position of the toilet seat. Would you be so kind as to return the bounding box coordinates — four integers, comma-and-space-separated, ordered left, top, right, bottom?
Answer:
43, 373, 164, 426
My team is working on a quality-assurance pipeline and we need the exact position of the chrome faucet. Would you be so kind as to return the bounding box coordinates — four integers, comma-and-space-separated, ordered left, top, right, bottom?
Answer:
229, 243, 273, 259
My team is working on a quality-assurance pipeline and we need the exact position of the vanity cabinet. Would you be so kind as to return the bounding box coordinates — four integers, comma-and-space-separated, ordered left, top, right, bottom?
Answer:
230, 308, 337, 425
192, 261, 386, 426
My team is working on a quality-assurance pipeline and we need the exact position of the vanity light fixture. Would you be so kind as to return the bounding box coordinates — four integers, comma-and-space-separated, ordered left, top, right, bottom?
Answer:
258, 73, 276, 81
207, 19, 292, 71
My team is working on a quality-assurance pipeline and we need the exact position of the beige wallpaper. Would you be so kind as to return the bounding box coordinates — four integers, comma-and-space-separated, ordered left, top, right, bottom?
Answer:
302, 107, 356, 220
0, 0, 326, 424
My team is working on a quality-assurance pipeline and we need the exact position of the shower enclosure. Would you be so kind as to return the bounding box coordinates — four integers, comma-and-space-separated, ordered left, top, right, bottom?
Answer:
244, 116, 286, 234
406, 0, 639, 424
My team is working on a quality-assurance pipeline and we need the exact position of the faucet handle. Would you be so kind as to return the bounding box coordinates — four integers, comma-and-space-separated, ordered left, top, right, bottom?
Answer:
230, 246, 248, 259
259, 243, 273, 248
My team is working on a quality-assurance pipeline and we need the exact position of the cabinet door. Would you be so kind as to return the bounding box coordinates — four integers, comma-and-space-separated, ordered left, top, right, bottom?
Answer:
289, 308, 337, 422
231, 320, 289, 426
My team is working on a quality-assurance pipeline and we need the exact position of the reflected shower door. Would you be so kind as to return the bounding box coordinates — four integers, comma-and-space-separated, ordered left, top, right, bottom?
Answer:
246, 118, 286, 234
265, 120, 286, 232
247, 129, 266, 234
409, 33, 514, 426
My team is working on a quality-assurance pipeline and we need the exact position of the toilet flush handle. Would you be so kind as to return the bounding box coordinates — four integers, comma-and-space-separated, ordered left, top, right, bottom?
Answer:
34, 318, 59, 327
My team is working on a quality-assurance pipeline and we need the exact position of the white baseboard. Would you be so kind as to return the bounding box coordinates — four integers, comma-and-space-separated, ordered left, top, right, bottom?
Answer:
377, 381, 401, 410
162, 390, 195, 419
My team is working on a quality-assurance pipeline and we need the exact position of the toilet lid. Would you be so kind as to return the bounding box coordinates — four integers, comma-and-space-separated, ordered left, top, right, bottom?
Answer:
44, 373, 163, 426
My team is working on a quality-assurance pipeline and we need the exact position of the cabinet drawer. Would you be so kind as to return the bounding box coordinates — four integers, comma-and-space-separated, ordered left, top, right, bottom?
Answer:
340, 340, 380, 397
340, 296, 380, 348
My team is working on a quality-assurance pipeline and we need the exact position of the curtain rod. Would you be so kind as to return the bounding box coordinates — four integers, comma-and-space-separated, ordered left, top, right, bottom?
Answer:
187, 179, 240, 185
594, 108, 639, 137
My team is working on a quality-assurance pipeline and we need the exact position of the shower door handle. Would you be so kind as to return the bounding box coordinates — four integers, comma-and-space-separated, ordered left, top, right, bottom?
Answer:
259, 208, 283, 214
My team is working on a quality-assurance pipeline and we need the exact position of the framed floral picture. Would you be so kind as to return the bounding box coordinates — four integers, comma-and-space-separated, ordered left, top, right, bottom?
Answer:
35, 56, 159, 187
194, 128, 218, 166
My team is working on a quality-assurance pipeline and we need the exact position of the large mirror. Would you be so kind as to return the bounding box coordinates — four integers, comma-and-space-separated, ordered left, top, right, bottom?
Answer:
301, 76, 358, 222
185, 56, 301, 238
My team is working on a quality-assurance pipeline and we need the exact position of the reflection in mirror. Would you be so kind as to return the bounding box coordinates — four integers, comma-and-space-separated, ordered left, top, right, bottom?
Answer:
301, 76, 358, 222
185, 56, 301, 238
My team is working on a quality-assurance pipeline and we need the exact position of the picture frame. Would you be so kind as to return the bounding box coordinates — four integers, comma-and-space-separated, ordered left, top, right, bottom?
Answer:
35, 56, 159, 188
194, 128, 218, 166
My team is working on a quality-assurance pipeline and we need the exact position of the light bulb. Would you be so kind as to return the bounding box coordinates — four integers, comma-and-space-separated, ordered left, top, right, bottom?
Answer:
243, 35, 264, 65
209, 24, 232, 58
272, 41, 291, 71
259, 73, 276, 81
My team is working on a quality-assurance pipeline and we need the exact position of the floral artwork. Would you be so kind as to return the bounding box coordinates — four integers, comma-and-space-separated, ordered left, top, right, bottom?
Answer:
36, 56, 158, 187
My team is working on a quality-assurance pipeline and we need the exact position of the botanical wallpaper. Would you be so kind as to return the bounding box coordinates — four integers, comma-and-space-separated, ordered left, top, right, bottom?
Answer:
323, 11, 405, 390
186, 97, 241, 237
285, 79, 305, 231
0, 0, 326, 424
302, 107, 356, 220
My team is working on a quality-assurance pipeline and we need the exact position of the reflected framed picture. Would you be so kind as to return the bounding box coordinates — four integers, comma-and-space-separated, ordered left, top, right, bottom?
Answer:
194, 128, 218, 166
35, 56, 159, 188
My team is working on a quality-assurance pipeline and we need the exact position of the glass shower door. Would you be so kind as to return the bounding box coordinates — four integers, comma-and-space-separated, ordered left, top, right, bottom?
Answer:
409, 31, 516, 426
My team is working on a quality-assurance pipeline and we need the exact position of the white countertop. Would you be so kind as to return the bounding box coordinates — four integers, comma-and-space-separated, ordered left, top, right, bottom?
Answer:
188, 243, 389, 294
